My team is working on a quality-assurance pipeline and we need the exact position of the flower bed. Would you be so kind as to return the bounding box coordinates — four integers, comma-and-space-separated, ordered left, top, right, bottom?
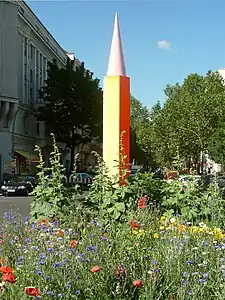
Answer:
1, 211, 225, 299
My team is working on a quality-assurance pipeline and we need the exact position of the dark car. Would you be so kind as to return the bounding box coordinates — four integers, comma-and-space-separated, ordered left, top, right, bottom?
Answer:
153, 168, 164, 180
0, 175, 34, 196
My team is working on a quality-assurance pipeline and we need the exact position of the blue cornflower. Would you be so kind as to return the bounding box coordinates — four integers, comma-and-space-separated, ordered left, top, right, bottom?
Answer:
45, 275, 51, 281
100, 236, 108, 241
47, 248, 54, 253
203, 241, 209, 247
86, 246, 97, 252
91, 220, 97, 224
153, 268, 159, 273
152, 260, 158, 265
183, 272, 188, 277
39, 253, 46, 259
3, 211, 10, 220
66, 283, 71, 289
75, 290, 81, 295
35, 269, 42, 275
47, 291, 54, 295
52, 220, 58, 226
54, 262, 61, 268
186, 259, 194, 265
25, 238, 31, 244
24, 216, 30, 222
85, 258, 90, 263
182, 279, 188, 285
57, 294, 63, 298
199, 278, 206, 284
31, 222, 37, 228
18, 256, 24, 261
39, 259, 46, 265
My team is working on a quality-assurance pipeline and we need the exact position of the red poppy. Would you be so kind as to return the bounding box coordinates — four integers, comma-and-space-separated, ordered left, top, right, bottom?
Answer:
2, 272, 16, 284
25, 287, 39, 297
138, 196, 147, 209
70, 240, 78, 248
0, 266, 13, 274
91, 266, 101, 273
130, 219, 139, 229
133, 279, 142, 288
38, 219, 48, 226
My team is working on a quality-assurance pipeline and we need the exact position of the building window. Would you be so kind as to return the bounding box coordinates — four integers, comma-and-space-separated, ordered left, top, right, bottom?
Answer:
24, 38, 27, 57
37, 122, 40, 136
24, 64, 27, 81
29, 88, 33, 103
40, 53, 42, 70
36, 50, 39, 67
30, 44, 33, 59
24, 83, 27, 102
30, 69, 33, 82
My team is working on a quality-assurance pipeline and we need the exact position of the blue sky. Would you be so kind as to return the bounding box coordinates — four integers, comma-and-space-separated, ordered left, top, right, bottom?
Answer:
27, 0, 225, 109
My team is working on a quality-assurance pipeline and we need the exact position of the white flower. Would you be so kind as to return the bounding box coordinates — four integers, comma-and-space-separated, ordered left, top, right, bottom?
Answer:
170, 218, 176, 224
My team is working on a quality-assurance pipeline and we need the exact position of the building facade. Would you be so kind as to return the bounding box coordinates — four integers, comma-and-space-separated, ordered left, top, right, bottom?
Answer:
0, 0, 79, 179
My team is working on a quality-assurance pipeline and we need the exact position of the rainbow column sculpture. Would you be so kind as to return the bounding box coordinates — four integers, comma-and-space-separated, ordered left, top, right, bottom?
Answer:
103, 13, 130, 179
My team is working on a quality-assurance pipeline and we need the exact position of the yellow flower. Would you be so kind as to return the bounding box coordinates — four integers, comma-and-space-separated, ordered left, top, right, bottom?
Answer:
153, 233, 159, 239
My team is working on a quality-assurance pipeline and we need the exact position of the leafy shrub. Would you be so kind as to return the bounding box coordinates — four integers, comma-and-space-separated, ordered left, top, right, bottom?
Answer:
31, 134, 80, 221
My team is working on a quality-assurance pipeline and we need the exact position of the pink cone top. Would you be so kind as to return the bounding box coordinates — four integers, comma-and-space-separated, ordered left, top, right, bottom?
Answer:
107, 13, 126, 77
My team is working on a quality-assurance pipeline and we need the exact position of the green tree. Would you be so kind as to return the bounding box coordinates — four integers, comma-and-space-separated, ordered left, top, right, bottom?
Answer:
208, 123, 225, 165
130, 96, 161, 169
38, 58, 103, 171
155, 71, 225, 170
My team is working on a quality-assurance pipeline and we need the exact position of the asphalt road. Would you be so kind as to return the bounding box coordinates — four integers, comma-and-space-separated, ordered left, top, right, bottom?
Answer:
0, 196, 32, 222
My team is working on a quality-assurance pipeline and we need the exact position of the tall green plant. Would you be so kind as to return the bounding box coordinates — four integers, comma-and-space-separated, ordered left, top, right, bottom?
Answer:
30, 134, 79, 220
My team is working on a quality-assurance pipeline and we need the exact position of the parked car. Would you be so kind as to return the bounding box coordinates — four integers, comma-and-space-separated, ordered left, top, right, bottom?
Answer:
0, 175, 34, 196
76, 173, 93, 188
179, 175, 202, 185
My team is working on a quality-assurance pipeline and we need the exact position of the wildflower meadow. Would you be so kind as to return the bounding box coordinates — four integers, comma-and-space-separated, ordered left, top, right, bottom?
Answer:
1, 138, 225, 300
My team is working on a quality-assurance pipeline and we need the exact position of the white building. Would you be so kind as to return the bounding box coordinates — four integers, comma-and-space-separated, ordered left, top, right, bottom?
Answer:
0, 0, 79, 179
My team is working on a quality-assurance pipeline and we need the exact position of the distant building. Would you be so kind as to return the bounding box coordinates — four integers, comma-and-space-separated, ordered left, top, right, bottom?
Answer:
0, 0, 79, 179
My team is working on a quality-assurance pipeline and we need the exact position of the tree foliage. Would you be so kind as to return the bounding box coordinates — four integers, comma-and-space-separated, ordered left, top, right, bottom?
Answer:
150, 71, 225, 168
38, 58, 103, 170
132, 71, 225, 170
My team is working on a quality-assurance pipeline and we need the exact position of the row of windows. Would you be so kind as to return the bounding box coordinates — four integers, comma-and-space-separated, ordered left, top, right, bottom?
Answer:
23, 38, 48, 104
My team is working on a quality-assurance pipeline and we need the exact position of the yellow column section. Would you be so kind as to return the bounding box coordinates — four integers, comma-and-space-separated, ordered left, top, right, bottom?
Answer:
103, 76, 121, 178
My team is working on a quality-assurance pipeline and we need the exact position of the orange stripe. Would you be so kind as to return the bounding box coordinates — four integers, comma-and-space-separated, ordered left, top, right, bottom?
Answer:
119, 76, 130, 173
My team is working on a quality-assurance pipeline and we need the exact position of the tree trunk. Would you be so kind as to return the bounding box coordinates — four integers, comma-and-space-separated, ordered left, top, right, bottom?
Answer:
70, 144, 76, 173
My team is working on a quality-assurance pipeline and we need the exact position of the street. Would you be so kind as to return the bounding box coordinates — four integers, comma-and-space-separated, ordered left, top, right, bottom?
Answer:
0, 196, 31, 221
